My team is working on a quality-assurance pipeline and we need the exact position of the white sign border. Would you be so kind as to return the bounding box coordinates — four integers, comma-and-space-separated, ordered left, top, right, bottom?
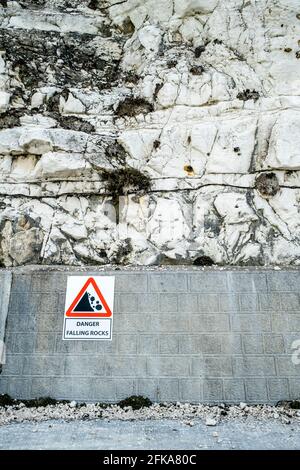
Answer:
63, 317, 112, 341
62, 275, 115, 341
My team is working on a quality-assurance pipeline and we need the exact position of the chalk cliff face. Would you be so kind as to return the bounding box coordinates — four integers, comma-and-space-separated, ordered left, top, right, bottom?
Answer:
0, 0, 300, 266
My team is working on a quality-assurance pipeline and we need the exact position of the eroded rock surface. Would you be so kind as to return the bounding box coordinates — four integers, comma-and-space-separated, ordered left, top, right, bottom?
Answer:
0, 0, 300, 266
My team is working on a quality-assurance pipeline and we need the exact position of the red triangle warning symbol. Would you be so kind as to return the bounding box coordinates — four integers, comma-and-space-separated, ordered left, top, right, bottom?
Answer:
66, 277, 112, 318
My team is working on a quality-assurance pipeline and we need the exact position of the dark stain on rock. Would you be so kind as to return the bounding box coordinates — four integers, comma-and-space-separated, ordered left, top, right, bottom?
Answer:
154, 83, 163, 100
193, 255, 215, 266
190, 65, 204, 75
58, 115, 95, 133
167, 59, 177, 68
296, 50, 300, 59
45, 92, 61, 113
123, 71, 140, 84
110, 238, 133, 264
118, 17, 135, 35
0, 29, 121, 90
10, 86, 28, 105
19, 0, 46, 7
0, 109, 23, 129
44, 89, 68, 113
184, 164, 194, 175
255, 172, 280, 197
97, 23, 113, 38
116, 97, 154, 118
104, 141, 127, 167
20, 0, 95, 9
204, 215, 221, 236
31, 90, 96, 133
0, 0, 7, 7
153, 139, 160, 150
195, 45, 206, 58
88, 0, 99, 9
12, 213, 40, 232
237, 89, 260, 101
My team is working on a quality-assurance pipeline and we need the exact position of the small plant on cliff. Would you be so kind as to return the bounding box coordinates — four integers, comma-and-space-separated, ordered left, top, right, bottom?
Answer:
102, 167, 151, 197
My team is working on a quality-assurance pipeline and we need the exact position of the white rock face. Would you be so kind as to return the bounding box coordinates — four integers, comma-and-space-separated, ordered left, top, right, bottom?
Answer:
0, 0, 300, 266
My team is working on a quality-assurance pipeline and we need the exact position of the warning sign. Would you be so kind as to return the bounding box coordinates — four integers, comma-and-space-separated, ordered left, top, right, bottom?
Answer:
63, 276, 114, 341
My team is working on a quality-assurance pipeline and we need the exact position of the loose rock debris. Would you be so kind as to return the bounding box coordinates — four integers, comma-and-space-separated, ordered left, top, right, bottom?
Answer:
0, 396, 300, 427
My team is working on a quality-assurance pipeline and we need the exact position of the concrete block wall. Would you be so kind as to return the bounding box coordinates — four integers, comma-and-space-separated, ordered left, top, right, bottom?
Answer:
0, 268, 299, 404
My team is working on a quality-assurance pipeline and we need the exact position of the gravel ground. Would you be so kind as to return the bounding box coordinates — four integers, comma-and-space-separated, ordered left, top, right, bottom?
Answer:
1, 402, 300, 427
0, 401, 300, 428
0, 416, 299, 450
0, 403, 299, 449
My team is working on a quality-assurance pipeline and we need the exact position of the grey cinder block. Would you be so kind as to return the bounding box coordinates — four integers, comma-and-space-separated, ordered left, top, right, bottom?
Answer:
116, 379, 136, 400
189, 273, 227, 292
232, 314, 271, 332
192, 356, 233, 377
139, 335, 159, 354
118, 335, 137, 354
227, 273, 267, 292
64, 356, 105, 377
116, 274, 148, 293
288, 379, 300, 399
158, 379, 179, 401
223, 379, 246, 402
263, 334, 285, 354
177, 294, 198, 313
147, 356, 190, 377
106, 356, 147, 377
276, 356, 300, 377
233, 356, 276, 377
242, 335, 264, 354
267, 272, 300, 292
191, 314, 230, 332
116, 294, 138, 313
160, 293, 178, 312
138, 294, 159, 313
220, 294, 240, 312
268, 378, 289, 401
203, 379, 223, 402
137, 379, 159, 401
245, 378, 268, 401
198, 294, 219, 312
180, 378, 202, 402
150, 274, 188, 292
159, 335, 178, 354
